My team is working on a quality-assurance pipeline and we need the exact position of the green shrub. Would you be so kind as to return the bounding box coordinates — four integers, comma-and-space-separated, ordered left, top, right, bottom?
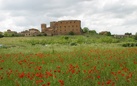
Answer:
64, 36, 69, 40
27, 40, 39, 45
122, 43, 137, 47
70, 42, 77, 46
68, 31, 75, 35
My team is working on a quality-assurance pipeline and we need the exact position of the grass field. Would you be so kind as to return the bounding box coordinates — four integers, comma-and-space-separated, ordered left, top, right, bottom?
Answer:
0, 36, 137, 86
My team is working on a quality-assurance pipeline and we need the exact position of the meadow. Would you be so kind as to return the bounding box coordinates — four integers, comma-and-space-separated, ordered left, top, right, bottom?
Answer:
0, 35, 137, 86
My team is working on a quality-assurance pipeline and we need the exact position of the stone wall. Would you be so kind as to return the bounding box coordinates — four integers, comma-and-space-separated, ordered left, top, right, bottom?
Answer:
41, 20, 82, 35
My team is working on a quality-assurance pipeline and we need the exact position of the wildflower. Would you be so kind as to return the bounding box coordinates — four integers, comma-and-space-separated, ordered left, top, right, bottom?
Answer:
19, 72, 25, 78
106, 80, 112, 84
0, 60, 4, 62
57, 66, 61, 69
36, 80, 43, 84
46, 71, 53, 77
111, 82, 115, 86
42, 82, 50, 86
111, 72, 116, 76
47, 82, 50, 86
35, 73, 43, 78
83, 70, 86, 73
58, 70, 61, 73
98, 82, 100, 85
121, 74, 125, 76
71, 69, 75, 74
126, 73, 132, 79
97, 75, 101, 79
0, 67, 3, 70
0, 76, 3, 80
58, 80, 64, 86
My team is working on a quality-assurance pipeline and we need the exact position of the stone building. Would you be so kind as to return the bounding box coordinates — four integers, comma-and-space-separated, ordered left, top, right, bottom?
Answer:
4, 29, 17, 36
114, 35, 133, 38
99, 31, 111, 36
41, 20, 82, 36
6, 29, 17, 34
20, 28, 40, 36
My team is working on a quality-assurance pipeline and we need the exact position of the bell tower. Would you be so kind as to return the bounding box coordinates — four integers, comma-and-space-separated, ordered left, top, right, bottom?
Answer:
41, 24, 47, 33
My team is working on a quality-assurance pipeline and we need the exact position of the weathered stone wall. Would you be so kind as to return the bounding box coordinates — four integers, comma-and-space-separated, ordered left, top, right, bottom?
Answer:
41, 20, 82, 35
41, 24, 47, 33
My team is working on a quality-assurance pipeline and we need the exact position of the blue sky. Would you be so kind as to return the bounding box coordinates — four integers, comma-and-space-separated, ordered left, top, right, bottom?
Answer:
0, 0, 137, 34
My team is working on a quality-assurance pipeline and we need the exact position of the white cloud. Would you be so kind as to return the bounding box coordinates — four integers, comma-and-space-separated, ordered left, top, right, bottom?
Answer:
0, 0, 137, 34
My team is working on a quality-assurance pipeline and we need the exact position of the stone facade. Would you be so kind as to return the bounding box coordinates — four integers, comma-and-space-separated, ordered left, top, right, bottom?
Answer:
41, 20, 82, 36
20, 28, 40, 36
114, 35, 133, 38
6, 29, 17, 34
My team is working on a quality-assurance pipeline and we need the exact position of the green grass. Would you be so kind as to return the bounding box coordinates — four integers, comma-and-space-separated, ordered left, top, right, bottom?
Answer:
0, 36, 137, 86
0, 47, 137, 86
0, 36, 127, 54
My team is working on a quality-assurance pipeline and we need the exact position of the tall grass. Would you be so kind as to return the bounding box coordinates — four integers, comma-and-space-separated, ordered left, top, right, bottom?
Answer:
0, 47, 137, 86
0, 36, 137, 86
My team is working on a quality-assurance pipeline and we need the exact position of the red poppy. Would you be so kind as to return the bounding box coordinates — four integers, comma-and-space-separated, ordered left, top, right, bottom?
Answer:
58, 80, 64, 86
36, 80, 43, 84
19, 72, 25, 78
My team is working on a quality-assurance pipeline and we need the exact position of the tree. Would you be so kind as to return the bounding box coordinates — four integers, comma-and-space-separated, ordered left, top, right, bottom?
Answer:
125, 32, 132, 35
4, 31, 18, 37
134, 32, 137, 40
99, 31, 111, 36
0, 32, 3, 38
89, 30, 98, 35
82, 27, 89, 33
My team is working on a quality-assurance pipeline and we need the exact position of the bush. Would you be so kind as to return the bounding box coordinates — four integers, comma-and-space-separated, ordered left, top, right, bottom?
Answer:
122, 43, 137, 47
27, 40, 39, 45
134, 35, 137, 40
0, 34, 4, 38
70, 42, 77, 46
98, 37, 118, 43
64, 36, 69, 40
68, 31, 75, 35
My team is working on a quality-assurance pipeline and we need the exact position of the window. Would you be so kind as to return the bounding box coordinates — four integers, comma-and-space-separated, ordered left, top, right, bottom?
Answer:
64, 26, 66, 28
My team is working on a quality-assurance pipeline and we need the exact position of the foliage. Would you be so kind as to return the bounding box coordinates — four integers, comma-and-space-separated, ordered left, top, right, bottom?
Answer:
70, 42, 77, 46
62, 36, 69, 40
122, 42, 137, 47
3, 32, 18, 37
89, 30, 98, 35
41, 33, 47, 36
0, 34, 4, 38
125, 32, 132, 35
134, 32, 137, 40
98, 36, 120, 43
68, 31, 75, 35
82, 27, 89, 33
121, 37, 136, 42
99, 31, 111, 36
0, 48, 137, 86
